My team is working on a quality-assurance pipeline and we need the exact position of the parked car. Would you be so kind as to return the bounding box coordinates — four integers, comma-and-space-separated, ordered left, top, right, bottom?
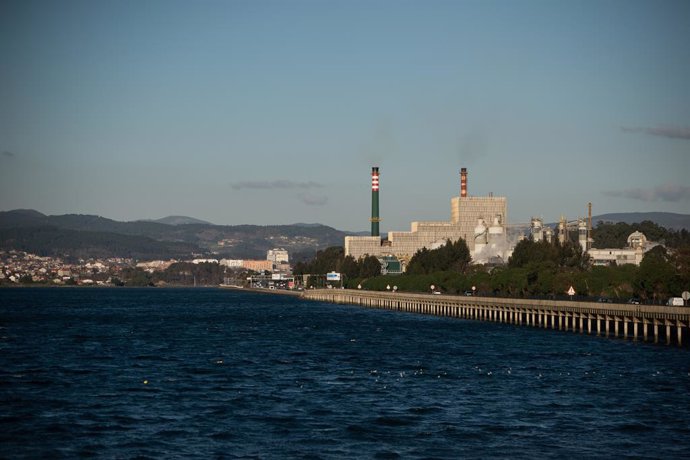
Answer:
597, 297, 613, 303
627, 298, 640, 305
667, 297, 684, 307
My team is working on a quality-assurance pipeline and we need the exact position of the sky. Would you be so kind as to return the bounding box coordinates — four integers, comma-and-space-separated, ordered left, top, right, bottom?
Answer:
1, 0, 689, 232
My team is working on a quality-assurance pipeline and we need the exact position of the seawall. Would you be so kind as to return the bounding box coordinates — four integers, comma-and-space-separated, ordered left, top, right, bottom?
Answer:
302, 289, 690, 346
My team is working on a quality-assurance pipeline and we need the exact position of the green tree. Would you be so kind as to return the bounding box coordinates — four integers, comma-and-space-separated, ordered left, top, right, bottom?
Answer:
338, 255, 360, 279
635, 246, 676, 302
122, 268, 153, 286
509, 240, 558, 268
407, 239, 471, 275
359, 255, 382, 278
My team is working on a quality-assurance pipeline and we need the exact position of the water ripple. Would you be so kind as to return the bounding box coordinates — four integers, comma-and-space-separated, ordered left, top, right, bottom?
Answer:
1, 287, 689, 459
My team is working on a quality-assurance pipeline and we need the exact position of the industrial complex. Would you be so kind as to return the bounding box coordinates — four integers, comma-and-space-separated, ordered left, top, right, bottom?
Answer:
345, 167, 509, 269
345, 167, 654, 272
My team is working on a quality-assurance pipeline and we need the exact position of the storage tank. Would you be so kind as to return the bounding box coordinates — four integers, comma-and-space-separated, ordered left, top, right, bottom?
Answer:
488, 215, 504, 248
531, 217, 543, 242
474, 218, 488, 256
578, 219, 587, 252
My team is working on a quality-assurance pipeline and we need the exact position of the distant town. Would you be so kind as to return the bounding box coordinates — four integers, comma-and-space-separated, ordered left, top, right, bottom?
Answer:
0, 248, 293, 287
0, 167, 688, 302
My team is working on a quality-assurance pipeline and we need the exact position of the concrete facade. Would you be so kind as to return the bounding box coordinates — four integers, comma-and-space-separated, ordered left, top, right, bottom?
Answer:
242, 260, 273, 272
588, 231, 651, 266
345, 186, 508, 265
267, 248, 289, 264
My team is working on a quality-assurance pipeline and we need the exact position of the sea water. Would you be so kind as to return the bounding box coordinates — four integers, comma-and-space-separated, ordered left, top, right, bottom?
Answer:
1, 288, 689, 458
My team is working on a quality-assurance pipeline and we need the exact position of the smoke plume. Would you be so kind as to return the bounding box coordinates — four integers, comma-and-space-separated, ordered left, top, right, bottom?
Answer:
231, 180, 323, 191
621, 126, 690, 140
603, 184, 690, 202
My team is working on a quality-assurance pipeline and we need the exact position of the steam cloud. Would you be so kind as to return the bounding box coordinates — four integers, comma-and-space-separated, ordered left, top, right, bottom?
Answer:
603, 184, 690, 202
621, 126, 690, 140
231, 180, 323, 190
299, 194, 328, 206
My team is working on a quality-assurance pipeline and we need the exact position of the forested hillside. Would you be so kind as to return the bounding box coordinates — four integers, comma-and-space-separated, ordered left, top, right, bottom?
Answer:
0, 209, 356, 260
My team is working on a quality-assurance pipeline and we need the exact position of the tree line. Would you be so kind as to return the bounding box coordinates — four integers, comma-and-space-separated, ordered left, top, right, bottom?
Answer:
293, 221, 689, 303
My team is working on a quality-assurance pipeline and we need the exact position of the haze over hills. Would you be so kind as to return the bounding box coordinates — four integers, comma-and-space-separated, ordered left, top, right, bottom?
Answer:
592, 212, 690, 231
0, 209, 355, 261
0, 209, 688, 262
145, 216, 213, 226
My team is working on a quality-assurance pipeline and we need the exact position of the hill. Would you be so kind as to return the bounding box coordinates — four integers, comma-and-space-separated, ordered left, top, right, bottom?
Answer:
147, 216, 213, 226
0, 209, 355, 261
592, 212, 690, 231
1, 209, 686, 262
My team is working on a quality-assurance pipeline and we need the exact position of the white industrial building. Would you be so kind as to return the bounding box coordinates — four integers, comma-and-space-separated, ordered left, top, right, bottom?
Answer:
588, 231, 652, 266
267, 248, 289, 264
345, 168, 510, 268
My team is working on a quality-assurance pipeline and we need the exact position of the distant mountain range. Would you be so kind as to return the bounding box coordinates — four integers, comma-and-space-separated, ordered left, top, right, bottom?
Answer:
0, 209, 687, 262
592, 212, 690, 231
0, 210, 358, 261
144, 216, 213, 226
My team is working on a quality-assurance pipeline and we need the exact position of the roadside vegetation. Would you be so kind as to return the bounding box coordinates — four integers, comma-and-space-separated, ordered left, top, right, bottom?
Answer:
294, 221, 690, 304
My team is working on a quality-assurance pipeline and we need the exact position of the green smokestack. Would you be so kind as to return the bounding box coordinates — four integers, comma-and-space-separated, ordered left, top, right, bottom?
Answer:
370, 167, 380, 237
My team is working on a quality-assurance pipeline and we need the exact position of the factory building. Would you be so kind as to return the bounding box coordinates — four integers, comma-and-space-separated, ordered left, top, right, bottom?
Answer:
345, 167, 509, 268
588, 231, 652, 266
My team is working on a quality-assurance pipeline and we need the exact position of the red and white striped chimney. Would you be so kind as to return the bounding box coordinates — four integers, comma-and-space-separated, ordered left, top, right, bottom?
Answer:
372, 167, 379, 192
460, 168, 468, 197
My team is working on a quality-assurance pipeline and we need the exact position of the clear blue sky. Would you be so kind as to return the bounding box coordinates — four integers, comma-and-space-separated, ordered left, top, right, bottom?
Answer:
1, 0, 689, 232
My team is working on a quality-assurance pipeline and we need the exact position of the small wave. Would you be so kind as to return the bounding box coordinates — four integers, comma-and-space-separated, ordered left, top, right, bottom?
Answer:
615, 422, 655, 434
210, 431, 235, 441
407, 406, 443, 415
374, 415, 417, 427
156, 428, 192, 438
44, 422, 70, 435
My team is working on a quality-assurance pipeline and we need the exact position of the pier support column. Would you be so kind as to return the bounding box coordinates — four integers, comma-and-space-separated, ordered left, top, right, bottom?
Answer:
633, 320, 639, 341
605, 316, 610, 336
579, 315, 584, 334
614, 317, 621, 338
597, 314, 603, 336
643, 320, 649, 341
665, 320, 673, 345
623, 319, 629, 339
654, 320, 660, 344
678, 321, 685, 347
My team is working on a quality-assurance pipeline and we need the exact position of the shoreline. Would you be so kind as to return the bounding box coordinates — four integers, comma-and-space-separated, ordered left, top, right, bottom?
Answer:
219, 284, 303, 297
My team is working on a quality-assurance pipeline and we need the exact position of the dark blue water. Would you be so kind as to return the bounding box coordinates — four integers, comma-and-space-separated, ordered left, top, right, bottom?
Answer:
1, 288, 689, 459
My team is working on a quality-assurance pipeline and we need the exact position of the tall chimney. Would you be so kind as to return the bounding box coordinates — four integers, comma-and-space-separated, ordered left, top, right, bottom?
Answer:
588, 202, 593, 251
460, 168, 468, 197
370, 167, 380, 237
